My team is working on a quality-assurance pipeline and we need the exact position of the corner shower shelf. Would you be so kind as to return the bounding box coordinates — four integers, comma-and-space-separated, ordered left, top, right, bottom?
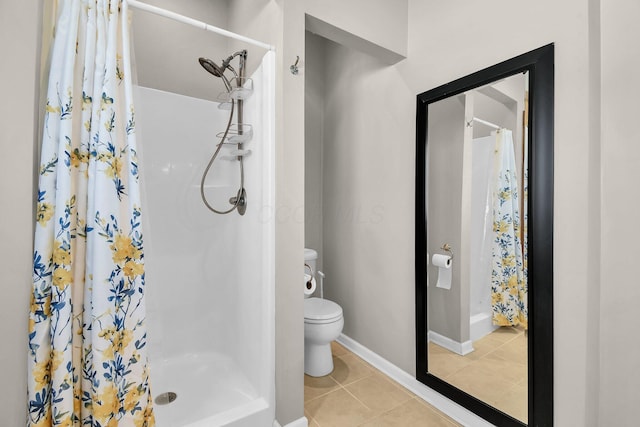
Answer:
217, 124, 253, 144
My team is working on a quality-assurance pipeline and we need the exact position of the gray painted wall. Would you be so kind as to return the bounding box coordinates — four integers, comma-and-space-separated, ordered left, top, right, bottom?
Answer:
304, 32, 325, 273
311, 36, 417, 373
426, 95, 466, 342
305, 0, 407, 59
600, 0, 640, 423
0, 1, 41, 425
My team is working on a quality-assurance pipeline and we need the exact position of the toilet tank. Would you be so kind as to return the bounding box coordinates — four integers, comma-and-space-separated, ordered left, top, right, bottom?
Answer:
304, 248, 318, 276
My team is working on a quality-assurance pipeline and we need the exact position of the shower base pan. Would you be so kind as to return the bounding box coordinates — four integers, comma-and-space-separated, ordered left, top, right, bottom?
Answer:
152, 351, 271, 427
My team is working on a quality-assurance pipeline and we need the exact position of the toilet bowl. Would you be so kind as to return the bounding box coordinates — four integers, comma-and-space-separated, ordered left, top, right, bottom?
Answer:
304, 297, 344, 376
304, 248, 344, 377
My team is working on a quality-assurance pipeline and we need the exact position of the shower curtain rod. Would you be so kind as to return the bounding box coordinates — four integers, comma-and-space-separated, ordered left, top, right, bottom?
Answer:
124, 0, 275, 51
471, 117, 501, 130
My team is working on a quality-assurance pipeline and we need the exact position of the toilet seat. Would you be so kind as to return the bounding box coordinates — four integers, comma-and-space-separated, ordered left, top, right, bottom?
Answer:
304, 297, 343, 324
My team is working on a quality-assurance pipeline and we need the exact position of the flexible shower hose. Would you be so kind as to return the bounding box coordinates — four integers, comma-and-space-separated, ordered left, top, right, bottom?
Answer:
199, 99, 245, 214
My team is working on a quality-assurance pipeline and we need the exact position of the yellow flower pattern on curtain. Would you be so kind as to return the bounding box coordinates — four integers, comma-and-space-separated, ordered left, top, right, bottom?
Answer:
491, 130, 527, 328
28, 1, 154, 426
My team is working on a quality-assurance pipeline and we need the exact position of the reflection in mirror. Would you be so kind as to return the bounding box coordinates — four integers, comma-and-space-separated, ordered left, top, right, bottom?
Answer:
426, 72, 529, 423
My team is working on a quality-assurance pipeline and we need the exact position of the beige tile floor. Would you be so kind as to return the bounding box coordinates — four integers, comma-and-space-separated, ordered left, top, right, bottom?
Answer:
304, 341, 461, 427
428, 326, 528, 423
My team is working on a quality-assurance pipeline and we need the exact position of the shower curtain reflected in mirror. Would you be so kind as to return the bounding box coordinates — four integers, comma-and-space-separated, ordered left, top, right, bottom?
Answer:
491, 129, 527, 328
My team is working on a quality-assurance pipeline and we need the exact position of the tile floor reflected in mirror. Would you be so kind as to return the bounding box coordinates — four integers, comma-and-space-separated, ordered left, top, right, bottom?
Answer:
304, 342, 460, 426
428, 326, 528, 423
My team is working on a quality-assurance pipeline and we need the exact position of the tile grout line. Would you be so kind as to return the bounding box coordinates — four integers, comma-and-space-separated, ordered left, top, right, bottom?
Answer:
340, 379, 374, 412
308, 376, 374, 427
331, 354, 378, 412
306, 352, 378, 418
304, 373, 342, 404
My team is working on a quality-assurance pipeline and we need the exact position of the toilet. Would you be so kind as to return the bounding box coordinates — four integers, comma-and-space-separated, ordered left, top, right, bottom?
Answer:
304, 248, 344, 377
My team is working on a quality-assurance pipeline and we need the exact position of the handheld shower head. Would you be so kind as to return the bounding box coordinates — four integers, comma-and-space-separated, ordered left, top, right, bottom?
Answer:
199, 50, 247, 93
198, 57, 225, 78
199, 57, 233, 91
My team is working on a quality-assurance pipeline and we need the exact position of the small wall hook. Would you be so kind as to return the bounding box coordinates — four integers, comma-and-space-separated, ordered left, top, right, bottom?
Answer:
290, 56, 300, 75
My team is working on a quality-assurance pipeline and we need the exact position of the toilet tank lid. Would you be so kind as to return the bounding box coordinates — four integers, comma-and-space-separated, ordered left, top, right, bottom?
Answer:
304, 248, 318, 262
304, 297, 342, 321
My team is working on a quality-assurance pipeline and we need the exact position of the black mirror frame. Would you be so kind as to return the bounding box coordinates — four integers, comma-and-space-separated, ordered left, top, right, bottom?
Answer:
415, 44, 554, 427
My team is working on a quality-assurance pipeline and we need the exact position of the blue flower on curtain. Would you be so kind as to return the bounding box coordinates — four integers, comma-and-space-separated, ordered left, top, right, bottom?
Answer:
491, 129, 527, 328
28, 1, 154, 426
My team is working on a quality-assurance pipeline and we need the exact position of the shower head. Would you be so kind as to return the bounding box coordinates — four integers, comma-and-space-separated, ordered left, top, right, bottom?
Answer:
199, 57, 234, 92
199, 57, 225, 78
199, 51, 246, 91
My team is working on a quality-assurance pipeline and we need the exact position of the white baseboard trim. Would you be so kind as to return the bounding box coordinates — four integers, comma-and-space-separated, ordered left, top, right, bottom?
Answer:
470, 312, 500, 342
428, 330, 474, 356
273, 416, 308, 427
336, 334, 493, 427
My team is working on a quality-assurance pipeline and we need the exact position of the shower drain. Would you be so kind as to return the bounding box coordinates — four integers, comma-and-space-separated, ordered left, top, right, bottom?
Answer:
155, 392, 177, 405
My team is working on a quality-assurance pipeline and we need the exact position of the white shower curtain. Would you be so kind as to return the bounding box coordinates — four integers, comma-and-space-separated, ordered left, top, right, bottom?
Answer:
28, 1, 154, 425
491, 129, 527, 327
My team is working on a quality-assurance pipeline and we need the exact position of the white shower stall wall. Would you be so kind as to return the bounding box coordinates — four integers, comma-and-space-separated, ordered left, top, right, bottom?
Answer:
469, 135, 499, 342
135, 52, 274, 427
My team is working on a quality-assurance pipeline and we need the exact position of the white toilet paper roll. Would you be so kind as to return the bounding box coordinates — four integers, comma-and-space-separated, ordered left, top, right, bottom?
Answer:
304, 273, 317, 296
432, 254, 452, 268
432, 254, 452, 289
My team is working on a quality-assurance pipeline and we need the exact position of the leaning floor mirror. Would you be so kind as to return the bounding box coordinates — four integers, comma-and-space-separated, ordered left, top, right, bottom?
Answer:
415, 45, 554, 426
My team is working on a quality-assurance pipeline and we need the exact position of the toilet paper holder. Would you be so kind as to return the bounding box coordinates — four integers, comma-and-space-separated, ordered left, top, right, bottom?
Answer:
304, 263, 325, 298
304, 263, 314, 290
441, 243, 454, 259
